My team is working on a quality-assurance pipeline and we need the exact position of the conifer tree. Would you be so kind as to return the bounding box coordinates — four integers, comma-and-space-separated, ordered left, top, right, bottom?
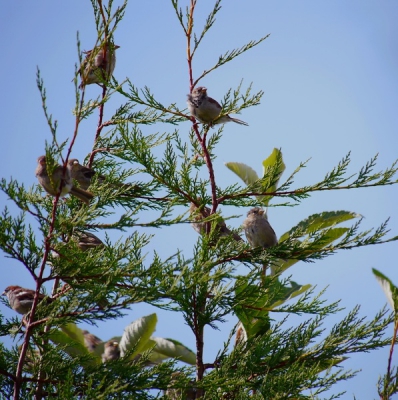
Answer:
1, 1, 398, 399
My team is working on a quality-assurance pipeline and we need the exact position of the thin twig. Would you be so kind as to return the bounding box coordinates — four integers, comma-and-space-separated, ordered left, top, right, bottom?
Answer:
88, 85, 108, 168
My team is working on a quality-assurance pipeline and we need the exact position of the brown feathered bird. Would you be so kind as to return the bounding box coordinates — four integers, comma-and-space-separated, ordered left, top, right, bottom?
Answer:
79, 43, 120, 88
189, 202, 242, 242
68, 158, 139, 194
72, 231, 104, 251
67, 159, 97, 190
242, 207, 277, 249
102, 341, 120, 362
2, 285, 48, 315
35, 156, 93, 204
187, 86, 248, 126
82, 330, 102, 353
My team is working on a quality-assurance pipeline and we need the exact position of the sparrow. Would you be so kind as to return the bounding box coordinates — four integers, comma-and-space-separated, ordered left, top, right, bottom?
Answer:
189, 202, 243, 242
82, 330, 102, 352
68, 159, 97, 190
102, 340, 120, 362
187, 86, 248, 126
35, 156, 94, 204
234, 321, 247, 347
79, 43, 120, 88
165, 372, 196, 400
18, 345, 39, 372
2, 286, 48, 315
72, 231, 104, 251
68, 158, 138, 194
242, 207, 278, 249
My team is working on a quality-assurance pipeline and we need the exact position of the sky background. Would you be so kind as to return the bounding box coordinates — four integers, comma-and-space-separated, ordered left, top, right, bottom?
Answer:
2, 1, 398, 398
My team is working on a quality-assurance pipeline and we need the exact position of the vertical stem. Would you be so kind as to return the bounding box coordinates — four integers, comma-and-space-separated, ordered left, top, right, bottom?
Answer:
14, 47, 86, 396
14, 193, 61, 399
192, 291, 205, 398
382, 318, 398, 399
186, 0, 196, 90
186, 0, 218, 216
34, 278, 60, 400
88, 86, 107, 168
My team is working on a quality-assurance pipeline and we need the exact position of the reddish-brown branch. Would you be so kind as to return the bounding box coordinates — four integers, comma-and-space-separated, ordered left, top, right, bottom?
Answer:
186, 1, 195, 90
34, 278, 59, 400
382, 318, 398, 399
0, 368, 16, 381
14, 61, 86, 397
88, 85, 107, 168
14, 189, 62, 399
191, 290, 205, 398
88, 147, 110, 158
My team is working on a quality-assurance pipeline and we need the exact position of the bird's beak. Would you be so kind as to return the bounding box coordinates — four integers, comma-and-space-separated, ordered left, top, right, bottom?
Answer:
115, 45, 121, 49
258, 209, 265, 215
2, 291, 6, 296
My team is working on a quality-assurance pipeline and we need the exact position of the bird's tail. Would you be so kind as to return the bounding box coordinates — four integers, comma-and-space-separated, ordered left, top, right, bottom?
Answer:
230, 117, 249, 126
70, 187, 94, 204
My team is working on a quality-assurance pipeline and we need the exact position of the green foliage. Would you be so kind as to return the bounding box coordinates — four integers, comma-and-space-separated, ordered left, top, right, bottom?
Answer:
1, 1, 398, 399
373, 270, 398, 399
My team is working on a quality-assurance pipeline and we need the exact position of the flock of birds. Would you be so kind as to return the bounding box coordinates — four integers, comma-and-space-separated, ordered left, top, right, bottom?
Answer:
3, 41, 279, 363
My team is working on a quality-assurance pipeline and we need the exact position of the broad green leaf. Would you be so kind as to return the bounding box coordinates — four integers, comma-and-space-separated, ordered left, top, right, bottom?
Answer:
234, 279, 271, 338
280, 211, 359, 242
61, 324, 105, 357
373, 268, 398, 313
311, 228, 349, 250
225, 149, 285, 206
151, 337, 196, 365
276, 228, 348, 274
147, 350, 170, 364
261, 148, 286, 206
119, 313, 157, 357
269, 283, 311, 308
60, 323, 85, 343
49, 328, 101, 366
224, 162, 259, 185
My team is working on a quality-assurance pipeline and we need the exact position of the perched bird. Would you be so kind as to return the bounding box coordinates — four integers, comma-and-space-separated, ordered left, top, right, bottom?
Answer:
102, 340, 120, 362
242, 207, 278, 249
82, 330, 102, 353
68, 158, 138, 194
68, 159, 97, 190
234, 321, 248, 347
165, 372, 196, 400
189, 202, 242, 242
35, 156, 94, 204
187, 86, 248, 126
72, 231, 104, 251
18, 345, 40, 372
79, 43, 120, 87
2, 286, 48, 315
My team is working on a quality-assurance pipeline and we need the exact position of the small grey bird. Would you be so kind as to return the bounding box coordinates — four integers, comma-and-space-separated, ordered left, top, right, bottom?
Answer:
187, 86, 248, 126
102, 341, 120, 362
68, 159, 97, 190
72, 231, 104, 251
165, 372, 196, 400
80, 43, 120, 87
242, 207, 278, 249
82, 330, 102, 353
2, 286, 48, 315
35, 156, 94, 204
68, 158, 138, 194
189, 202, 243, 242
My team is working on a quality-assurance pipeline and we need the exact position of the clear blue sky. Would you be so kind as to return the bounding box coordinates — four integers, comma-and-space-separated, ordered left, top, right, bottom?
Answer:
2, 1, 398, 398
